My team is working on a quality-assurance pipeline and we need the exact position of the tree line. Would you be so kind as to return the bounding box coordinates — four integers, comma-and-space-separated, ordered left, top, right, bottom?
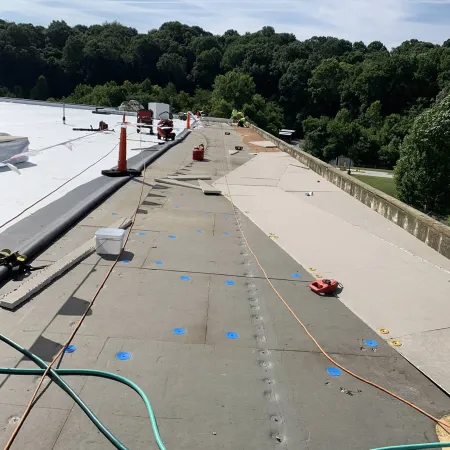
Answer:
1, 19, 450, 217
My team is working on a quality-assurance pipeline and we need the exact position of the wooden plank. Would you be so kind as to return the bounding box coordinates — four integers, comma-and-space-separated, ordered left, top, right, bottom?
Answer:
249, 140, 277, 148
228, 150, 239, 155
167, 175, 211, 180
154, 178, 202, 190
0, 218, 132, 310
199, 180, 222, 195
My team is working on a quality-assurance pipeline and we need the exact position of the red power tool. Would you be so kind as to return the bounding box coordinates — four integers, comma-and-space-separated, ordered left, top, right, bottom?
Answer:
309, 279, 339, 295
137, 109, 154, 135
157, 111, 176, 141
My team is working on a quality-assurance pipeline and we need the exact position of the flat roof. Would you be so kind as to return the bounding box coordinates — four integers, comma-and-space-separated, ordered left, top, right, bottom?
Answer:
0, 100, 185, 233
0, 123, 449, 449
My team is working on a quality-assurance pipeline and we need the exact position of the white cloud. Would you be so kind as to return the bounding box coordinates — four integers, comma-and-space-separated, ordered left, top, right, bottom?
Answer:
0, 0, 449, 47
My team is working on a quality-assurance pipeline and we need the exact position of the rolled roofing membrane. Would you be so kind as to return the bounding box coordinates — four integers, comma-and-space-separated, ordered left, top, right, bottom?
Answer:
0, 101, 185, 231
0, 133, 29, 165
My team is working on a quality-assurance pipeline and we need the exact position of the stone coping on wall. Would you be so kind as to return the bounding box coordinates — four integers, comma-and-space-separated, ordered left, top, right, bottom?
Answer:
248, 123, 450, 260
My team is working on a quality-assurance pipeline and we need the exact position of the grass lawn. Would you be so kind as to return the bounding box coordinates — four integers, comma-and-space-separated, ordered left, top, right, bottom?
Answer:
352, 175, 450, 227
352, 175, 397, 198
353, 167, 394, 174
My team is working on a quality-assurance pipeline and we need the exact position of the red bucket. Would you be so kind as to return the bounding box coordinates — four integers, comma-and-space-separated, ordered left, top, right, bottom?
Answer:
193, 146, 204, 161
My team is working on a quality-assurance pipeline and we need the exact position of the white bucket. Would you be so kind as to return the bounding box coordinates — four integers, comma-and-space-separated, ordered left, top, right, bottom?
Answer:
95, 228, 126, 256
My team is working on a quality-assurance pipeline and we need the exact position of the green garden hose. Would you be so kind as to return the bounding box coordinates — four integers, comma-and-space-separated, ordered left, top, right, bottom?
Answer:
0, 334, 166, 450
2, 334, 450, 450
372, 444, 450, 450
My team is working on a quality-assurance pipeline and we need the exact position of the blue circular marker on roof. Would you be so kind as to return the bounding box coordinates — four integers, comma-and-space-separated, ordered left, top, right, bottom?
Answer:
121, 259, 131, 264
292, 273, 301, 278
226, 332, 239, 339
112, 212, 118, 216
173, 328, 186, 335
138, 232, 146, 236
327, 367, 342, 377
64, 345, 76, 353
155, 260, 163, 265
175, 206, 180, 209
196, 230, 203, 233
364, 339, 379, 348
116, 352, 131, 361
168, 235, 177, 239
180, 194, 184, 196
180, 275, 191, 281
224, 232, 230, 236
225, 280, 235, 286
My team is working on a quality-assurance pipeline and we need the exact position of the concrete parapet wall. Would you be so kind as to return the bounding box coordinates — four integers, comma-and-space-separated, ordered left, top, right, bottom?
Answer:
249, 123, 450, 260
202, 116, 232, 123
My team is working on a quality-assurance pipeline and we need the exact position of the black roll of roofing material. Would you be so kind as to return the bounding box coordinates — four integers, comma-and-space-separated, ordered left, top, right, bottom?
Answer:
0, 129, 190, 287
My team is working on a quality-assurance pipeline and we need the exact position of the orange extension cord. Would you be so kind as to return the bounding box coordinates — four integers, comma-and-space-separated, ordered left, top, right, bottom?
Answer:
3, 133, 147, 450
5, 130, 449, 449
191, 125, 450, 432
221, 154, 450, 433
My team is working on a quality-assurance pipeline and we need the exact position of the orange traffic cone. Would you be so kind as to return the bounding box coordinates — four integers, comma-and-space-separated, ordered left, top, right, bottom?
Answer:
102, 113, 142, 177
118, 114, 127, 172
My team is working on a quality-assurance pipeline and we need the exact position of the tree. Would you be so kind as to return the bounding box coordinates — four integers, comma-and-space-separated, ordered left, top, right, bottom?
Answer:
221, 44, 247, 72
13, 85, 24, 98
239, 40, 278, 96
190, 48, 222, 88
210, 98, 233, 118
395, 94, 450, 215
0, 86, 14, 97
362, 101, 383, 128
278, 59, 311, 130
367, 41, 388, 53
378, 114, 412, 168
324, 109, 359, 162
130, 35, 161, 81
211, 70, 255, 110
30, 75, 49, 100
176, 91, 192, 112
243, 94, 283, 134
156, 53, 187, 87
192, 89, 212, 113
46, 20, 72, 49
353, 41, 367, 53
4, 17, 450, 183
393, 39, 435, 56
189, 35, 221, 56
308, 58, 347, 117
63, 35, 85, 68
319, 37, 353, 59
302, 116, 331, 159
82, 39, 126, 86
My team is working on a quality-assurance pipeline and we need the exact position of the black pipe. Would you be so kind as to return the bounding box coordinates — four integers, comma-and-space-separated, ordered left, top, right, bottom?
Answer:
0, 130, 190, 286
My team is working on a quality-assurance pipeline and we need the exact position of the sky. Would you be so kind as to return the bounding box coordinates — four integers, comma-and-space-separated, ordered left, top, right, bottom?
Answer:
1, 0, 450, 48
